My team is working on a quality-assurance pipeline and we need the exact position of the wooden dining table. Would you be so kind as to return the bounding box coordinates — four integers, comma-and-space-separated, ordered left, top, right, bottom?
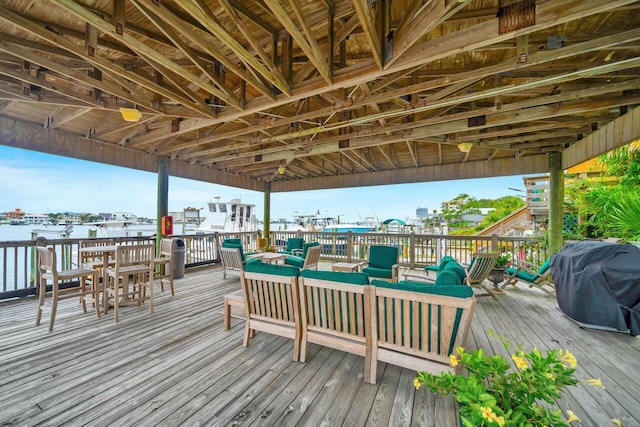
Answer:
78, 244, 118, 312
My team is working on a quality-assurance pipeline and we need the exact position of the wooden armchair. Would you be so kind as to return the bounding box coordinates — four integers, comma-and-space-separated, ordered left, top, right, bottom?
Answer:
501, 258, 555, 295
362, 245, 400, 282
298, 269, 373, 382
240, 261, 302, 361
284, 243, 321, 270
154, 238, 175, 295
368, 280, 476, 383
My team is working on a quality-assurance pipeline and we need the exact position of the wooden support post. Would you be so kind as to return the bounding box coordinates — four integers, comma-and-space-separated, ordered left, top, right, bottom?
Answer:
264, 180, 271, 247
157, 156, 169, 255
549, 151, 564, 254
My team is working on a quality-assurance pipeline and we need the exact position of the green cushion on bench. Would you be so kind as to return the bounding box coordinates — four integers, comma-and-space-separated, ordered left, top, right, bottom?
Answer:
441, 262, 467, 283
244, 260, 300, 276
362, 266, 394, 279
300, 269, 369, 285
435, 270, 463, 287
223, 238, 242, 246
371, 279, 474, 298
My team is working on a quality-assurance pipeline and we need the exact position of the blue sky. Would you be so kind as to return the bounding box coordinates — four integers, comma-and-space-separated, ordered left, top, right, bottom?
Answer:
0, 145, 528, 222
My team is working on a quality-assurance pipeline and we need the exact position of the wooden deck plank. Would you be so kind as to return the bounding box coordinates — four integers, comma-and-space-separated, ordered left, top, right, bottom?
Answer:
0, 263, 638, 427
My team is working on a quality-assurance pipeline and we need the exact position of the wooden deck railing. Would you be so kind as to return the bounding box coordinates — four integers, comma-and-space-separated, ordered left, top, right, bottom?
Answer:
1, 230, 546, 300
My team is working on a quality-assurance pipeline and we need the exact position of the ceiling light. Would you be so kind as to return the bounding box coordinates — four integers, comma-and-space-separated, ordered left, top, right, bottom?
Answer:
277, 165, 286, 174
458, 142, 473, 153
119, 107, 142, 122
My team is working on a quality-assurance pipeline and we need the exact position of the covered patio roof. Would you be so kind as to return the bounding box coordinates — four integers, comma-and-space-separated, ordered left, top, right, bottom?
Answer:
0, 0, 639, 193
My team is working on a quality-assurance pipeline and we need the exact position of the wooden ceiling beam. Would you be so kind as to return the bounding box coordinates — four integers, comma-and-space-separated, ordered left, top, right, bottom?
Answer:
262, 0, 332, 84
130, 0, 274, 101
179, 0, 290, 96
132, 0, 239, 106
387, 0, 469, 67
53, 0, 243, 112
0, 5, 213, 118
351, 0, 382, 69
134, 22, 640, 147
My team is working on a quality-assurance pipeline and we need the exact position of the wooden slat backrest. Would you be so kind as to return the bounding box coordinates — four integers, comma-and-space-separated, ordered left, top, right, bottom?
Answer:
467, 252, 499, 285
242, 271, 299, 325
369, 286, 476, 380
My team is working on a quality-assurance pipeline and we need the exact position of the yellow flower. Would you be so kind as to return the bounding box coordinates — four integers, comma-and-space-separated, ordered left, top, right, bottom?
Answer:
512, 354, 529, 370
584, 378, 605, 389
545, 372, 555, 380
456, 346, 465, 356
413, 378, 421, 390
480, 406, 503, 425
560, 349, 578, 368
450, 354, 459, 367
612, 418, 623, 426
567, 410, 581, 423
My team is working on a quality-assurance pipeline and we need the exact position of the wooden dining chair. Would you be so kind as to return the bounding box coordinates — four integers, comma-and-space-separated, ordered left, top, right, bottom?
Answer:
79, 239, 115, 311
35, 246, 100, 332
106, 244, 155, 323
154, 238, 174, 296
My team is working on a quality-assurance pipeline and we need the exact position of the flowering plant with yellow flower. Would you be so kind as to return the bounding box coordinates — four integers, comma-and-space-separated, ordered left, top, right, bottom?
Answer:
414, 330, 610, 427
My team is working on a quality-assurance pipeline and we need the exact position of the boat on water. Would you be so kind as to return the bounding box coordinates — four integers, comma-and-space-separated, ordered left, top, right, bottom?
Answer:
196, 198, 258, 233
315, 216, 378, 233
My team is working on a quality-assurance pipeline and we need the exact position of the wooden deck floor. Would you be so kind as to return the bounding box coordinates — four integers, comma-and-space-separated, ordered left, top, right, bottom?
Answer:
1, 263, 638, 427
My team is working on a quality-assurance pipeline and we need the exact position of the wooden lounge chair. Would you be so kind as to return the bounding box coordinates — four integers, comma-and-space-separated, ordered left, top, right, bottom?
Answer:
298, 269, 373, 382
240, 261, 302, 361
501, 258, 555, 295
368, 280, 477, 383
464, 252, 501, 300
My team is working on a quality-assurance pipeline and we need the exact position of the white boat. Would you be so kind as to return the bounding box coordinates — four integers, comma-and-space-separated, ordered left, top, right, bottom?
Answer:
316, 216, 378, 233
196, 198, 258, 233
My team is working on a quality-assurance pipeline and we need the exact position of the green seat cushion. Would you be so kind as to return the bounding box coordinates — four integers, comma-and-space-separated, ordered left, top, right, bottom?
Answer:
368, 246, 398, 269
245, 257, 261, 265
284, 255, 305, 268
434, 270, 463, 287
362, 266, 393, 279
222, 242, 245, 261
300, 269, 369, 285
300, 242, 320, 259
371, 279, 473, 298
244, 260, 300, 276
508, 268, 539, 283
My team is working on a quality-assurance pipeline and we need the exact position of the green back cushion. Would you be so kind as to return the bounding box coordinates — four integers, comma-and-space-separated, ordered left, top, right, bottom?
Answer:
244, 260, 300, 276
300, 269, 369, 285
538, 258, 551, 275
223, 238, 242, 246
372, 280, 473, 298
222, 242, 245, 261
441, 262, 466, 283
435, 270, 462, 287
287, 238, 305, 251
301, 242, 320, 259
438, 256, 456, 272
368, 246, 398, 269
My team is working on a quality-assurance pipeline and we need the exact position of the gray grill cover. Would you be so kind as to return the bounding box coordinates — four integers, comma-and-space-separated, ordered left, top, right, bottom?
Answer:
551, 241, 640, 336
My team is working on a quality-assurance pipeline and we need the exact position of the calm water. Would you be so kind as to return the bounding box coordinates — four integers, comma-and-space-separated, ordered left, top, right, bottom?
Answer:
0, 223, 157, 242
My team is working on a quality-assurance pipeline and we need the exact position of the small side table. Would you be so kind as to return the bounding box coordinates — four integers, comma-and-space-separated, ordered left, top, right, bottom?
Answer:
259, 253, 286, 264
332, 262, 365, 272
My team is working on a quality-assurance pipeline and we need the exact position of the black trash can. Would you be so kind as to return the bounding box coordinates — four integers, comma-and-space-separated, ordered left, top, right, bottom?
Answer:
172, 239, 186, 279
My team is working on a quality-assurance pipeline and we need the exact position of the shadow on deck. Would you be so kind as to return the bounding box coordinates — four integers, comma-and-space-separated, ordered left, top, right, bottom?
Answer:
0, 262, 638, 426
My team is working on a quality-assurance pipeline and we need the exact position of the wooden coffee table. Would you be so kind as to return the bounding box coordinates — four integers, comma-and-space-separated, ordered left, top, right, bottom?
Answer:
259, 253, 286, 264
332, 262, 365, 272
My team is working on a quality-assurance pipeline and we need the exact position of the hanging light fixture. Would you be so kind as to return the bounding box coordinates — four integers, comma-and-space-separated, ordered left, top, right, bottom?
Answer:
277, 165, 286, 174
119, 107, 142, 122
458, 142, 473, 153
